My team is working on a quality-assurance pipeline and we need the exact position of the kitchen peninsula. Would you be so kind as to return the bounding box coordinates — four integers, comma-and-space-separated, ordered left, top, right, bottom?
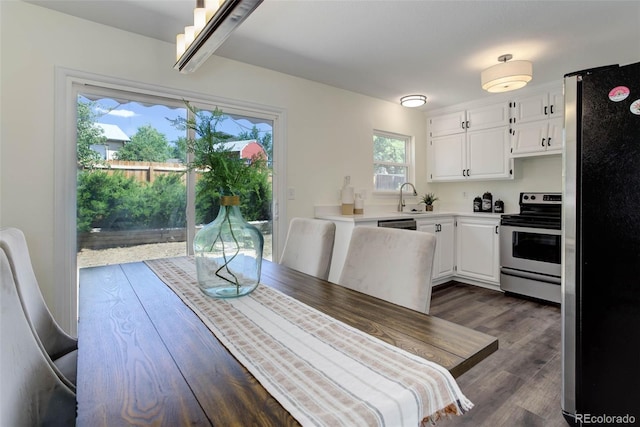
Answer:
316, 206, 506, 289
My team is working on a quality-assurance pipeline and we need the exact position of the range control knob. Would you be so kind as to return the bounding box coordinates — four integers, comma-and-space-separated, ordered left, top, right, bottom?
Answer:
530, 195, 536, 200
523, 195, 529, 200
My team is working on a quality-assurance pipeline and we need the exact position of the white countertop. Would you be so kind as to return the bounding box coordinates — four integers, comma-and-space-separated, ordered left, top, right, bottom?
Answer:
314, 205, 508, 223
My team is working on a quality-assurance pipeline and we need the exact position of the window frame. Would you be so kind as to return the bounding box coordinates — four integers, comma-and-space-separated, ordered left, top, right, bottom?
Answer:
372, 129, 415, 195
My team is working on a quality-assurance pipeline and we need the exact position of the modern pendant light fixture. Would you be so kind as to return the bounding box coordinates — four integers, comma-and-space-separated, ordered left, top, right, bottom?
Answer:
400, 95, 427, 107
175, 0, 263, 74
481, 54, 533, 93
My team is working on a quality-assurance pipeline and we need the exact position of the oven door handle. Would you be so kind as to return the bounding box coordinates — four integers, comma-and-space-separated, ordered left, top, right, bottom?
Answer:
500, 267, 561, 285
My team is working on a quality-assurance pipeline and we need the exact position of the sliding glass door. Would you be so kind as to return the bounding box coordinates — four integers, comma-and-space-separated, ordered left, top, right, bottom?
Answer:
75, 88, 274, 268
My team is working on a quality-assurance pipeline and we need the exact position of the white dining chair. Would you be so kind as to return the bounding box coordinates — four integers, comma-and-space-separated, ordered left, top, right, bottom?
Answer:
279, 218, 336, 280
339, 226, 437, 313
0, 227, 78, 388
0, 248, 77, 427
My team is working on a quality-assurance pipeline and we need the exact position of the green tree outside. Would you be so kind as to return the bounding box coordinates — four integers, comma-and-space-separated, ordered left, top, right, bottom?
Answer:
115, 124, 172, 162
77, 99, 272, 236
77, 101, 106, 168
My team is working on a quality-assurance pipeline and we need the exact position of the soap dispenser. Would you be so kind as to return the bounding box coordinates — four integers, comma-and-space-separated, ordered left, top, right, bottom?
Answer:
341, 176, 355, 215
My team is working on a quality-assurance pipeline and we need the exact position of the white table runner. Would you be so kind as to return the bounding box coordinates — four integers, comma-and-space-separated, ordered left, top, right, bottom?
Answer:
145, 256, 473, 426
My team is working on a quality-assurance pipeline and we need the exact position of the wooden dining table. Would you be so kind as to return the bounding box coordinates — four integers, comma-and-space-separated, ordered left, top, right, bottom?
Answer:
77, 258, 498, 426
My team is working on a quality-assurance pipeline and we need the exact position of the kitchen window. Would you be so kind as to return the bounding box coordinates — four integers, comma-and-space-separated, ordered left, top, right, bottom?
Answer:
373, 130, 413, 192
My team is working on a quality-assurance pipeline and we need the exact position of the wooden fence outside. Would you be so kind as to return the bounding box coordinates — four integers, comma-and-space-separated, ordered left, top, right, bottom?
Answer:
87, 160, 187, 183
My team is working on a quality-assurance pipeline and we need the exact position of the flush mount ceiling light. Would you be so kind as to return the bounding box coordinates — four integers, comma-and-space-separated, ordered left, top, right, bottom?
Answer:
481, 54, 533, 93
400, 95, 427, 108
175, 0, 263, 74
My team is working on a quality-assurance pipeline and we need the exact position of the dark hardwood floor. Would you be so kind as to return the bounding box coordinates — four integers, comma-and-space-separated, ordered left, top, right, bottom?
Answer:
429, 282, 568, 427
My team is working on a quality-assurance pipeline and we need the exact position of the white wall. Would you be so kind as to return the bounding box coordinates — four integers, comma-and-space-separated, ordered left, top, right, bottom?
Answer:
0, 1, 426, 326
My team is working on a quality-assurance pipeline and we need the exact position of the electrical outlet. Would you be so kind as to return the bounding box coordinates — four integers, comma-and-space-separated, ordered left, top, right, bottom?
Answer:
287, 187, 296, 200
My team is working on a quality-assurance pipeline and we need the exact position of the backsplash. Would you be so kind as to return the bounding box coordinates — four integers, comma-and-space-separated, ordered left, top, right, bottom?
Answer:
429, 155, 562, 213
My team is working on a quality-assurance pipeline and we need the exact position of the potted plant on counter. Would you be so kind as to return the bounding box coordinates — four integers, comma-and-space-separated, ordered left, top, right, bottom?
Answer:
421, 192, 439, 211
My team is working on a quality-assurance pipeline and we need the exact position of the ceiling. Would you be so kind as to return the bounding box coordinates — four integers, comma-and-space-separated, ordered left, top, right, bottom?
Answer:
25, 0, 640, 111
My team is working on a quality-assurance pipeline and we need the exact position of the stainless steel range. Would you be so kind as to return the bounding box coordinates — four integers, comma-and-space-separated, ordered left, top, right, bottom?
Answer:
499, 192, 561, 303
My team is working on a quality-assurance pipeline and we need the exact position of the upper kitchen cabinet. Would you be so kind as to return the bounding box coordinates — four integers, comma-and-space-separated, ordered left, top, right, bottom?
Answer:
512, 88, 564, 123
428, 102, 513, 182
428, 110, 466, 137
511, 117, 563, 157
510, 87, 564, 157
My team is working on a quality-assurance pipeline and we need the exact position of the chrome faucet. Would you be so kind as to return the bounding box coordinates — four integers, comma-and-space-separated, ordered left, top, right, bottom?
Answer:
398, 182, 417, 212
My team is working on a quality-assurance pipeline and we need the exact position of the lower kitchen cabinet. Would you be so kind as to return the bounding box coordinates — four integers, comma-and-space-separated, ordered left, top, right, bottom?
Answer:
319, 214, 502, 291
455, 216, 500, 288
417, 217, 455, 281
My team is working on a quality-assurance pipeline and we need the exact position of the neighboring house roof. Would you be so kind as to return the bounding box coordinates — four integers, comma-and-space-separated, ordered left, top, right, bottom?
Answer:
95, 123, 130, 142
222, 140, 266, 159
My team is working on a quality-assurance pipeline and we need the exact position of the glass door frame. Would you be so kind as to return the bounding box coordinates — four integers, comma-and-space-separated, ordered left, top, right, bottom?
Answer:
54, 67, 287, 335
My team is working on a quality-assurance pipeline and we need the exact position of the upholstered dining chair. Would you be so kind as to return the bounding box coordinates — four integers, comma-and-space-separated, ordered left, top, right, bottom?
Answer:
0, 227, 78, 388
339, 226, 437, 313
279, 218, 336, 280
0, 248, 77, 427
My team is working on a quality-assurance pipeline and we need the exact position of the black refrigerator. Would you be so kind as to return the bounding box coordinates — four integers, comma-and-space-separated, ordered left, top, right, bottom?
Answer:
563, 61, 640, 425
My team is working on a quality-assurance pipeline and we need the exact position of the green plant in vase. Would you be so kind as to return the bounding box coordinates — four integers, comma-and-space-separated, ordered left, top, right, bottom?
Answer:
173, 103, 268, 298
421, 192, 439, 211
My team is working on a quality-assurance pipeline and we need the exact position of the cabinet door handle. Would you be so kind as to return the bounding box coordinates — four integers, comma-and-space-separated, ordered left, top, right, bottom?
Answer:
541, 138, 546, 147
550, 105, 554, 115
462, 169, 466, 177
495, 225, 499, 234
461, 121, 466, 129
544, 106, 548, 115
547, 137, 552, 146
466, 120, 470, 129
466, 168, 470, 176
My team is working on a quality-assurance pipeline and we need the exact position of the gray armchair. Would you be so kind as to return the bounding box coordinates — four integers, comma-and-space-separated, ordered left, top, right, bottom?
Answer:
339, 226, 436, 313
280, 218, 336, 280
0, 248, 76, 426
0, 227, 77, 388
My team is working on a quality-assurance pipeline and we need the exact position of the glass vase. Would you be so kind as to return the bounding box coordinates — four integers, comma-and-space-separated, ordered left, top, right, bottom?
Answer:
194, 195, 264, 298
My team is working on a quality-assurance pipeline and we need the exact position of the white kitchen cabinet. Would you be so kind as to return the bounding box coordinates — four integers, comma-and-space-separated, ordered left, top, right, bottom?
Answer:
428, 102, 512, 182
430, 133, 465, 181
417, 217, 455, 281
429, 127, 512, 181
511, 117, 563, 157
428, 110, 466, 137
466, 103, 511, 131
511, 86, 564, 158
429, 102, 509, 138
512, 88, 564, 124
455, 217, 500, 287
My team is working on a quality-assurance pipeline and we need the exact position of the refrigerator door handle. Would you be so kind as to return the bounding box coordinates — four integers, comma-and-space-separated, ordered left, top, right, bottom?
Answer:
562, 74, 579, 421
